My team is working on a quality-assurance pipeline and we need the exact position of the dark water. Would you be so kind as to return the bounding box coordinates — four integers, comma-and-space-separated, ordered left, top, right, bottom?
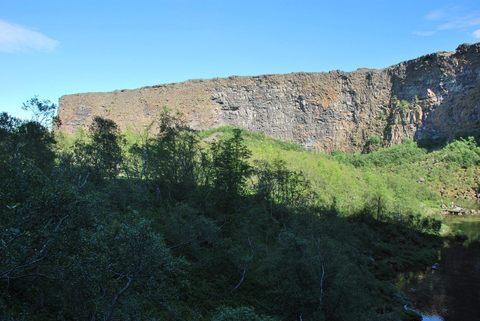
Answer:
400, 217, 480, 321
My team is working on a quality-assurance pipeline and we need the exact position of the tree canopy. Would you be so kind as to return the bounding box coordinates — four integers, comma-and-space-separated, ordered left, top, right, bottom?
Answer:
0, 104, 448, 321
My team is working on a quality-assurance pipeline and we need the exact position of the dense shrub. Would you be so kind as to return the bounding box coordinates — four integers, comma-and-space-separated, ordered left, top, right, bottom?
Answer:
343, 140, 427, 167
436, 137, 480, 167
0, 105, 452, 321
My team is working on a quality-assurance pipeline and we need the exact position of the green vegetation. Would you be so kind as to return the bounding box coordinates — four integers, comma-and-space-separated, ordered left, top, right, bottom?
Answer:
1, 102, 479, 321
391, 96, 419, 113
205, 128, 478, 217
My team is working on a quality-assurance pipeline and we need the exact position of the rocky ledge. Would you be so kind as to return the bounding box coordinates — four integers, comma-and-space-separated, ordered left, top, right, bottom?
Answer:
57, 43, 480, 152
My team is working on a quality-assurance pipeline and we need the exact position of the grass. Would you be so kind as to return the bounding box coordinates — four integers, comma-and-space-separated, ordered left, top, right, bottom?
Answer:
200, 127, 479, 220
56, 126, 480, 221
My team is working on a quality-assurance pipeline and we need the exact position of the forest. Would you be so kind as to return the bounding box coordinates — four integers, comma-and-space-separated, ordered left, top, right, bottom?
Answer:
2, 99, 479, 321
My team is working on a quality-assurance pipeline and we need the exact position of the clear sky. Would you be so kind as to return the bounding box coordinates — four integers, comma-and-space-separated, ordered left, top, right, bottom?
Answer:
1, 0, 480, 118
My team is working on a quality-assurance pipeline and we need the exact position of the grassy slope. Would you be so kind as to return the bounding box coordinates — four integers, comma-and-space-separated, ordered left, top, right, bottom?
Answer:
57, 125, 479, 221
199, 127, 480, 220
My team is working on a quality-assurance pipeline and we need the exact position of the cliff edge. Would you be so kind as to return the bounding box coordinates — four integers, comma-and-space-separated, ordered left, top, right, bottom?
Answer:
58, 43, 480, 152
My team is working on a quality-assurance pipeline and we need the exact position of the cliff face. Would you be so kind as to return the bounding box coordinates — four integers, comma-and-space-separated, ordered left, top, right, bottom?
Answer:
58, 43, 480, 152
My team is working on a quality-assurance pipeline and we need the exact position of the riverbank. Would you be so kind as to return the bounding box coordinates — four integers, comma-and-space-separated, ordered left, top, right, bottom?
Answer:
399, 216, 480, 321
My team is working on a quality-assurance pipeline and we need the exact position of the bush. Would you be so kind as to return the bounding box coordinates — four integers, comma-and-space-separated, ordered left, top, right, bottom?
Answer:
436, 137, 480, 167
363, 135, 384, 153
346, 140, 427, 167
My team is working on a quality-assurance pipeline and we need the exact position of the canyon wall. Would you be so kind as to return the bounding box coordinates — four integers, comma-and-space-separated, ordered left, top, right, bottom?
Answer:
58, 43, 480, 152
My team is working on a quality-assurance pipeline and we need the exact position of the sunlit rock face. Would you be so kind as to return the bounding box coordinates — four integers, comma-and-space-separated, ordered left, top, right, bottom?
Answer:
58, 43, 480, 152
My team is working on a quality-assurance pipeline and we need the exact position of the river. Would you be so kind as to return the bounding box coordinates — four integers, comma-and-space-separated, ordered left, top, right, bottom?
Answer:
399, 216, 480, 321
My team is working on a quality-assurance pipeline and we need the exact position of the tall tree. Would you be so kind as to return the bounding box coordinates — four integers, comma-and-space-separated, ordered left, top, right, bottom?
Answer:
74, 117, 124, 179
210, 129, 252, 208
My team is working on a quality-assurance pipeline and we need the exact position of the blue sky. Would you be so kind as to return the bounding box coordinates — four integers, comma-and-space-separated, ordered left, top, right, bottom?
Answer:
1, 0, 480, 118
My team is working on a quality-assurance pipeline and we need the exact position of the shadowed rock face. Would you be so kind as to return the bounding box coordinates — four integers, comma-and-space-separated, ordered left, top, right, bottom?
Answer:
58, 43, 480, 152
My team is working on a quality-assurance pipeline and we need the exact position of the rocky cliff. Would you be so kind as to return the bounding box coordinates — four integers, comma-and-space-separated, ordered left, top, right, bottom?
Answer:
58, 43, 480, 152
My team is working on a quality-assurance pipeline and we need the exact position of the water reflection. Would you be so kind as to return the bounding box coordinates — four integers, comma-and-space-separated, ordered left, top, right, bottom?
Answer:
402, 217, 480, 321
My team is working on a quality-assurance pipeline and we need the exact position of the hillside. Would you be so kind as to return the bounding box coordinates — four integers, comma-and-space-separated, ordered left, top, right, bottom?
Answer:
3, 107, 480, 320
58, 42, 480, 152
57, 123, 480, 220
200, 127, 480, 217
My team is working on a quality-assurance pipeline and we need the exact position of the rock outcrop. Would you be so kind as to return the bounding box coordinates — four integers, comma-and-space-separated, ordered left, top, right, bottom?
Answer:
58, 43, 480, 152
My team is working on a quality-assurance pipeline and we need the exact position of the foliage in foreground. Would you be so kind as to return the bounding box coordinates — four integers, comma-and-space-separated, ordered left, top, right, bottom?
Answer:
0, 107, 452, 321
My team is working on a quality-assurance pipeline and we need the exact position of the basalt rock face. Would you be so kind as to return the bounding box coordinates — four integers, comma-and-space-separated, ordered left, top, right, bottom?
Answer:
58, 43, 480, 152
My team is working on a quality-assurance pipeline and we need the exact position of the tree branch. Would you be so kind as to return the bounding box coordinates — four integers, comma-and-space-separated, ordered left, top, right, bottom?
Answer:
104, 275, 134, 321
